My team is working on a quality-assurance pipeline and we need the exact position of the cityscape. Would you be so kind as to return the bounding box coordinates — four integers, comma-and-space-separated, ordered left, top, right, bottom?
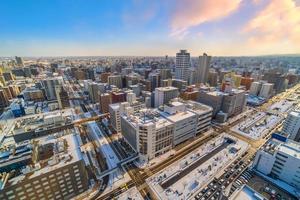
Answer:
1, 1, 300, 200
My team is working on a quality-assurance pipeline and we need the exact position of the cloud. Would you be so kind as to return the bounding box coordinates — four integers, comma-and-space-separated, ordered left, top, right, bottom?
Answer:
170, 0, 242, 39
243, 0, 300, 48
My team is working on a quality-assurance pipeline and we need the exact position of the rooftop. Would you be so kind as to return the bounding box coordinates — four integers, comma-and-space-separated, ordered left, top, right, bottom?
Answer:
230, 185, 266, 200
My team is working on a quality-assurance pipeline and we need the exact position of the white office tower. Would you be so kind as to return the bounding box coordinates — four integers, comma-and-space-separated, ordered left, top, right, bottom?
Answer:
195, 53, 211, 84
41, 76, 63, 100
160, 101, 197, 145
120, 99, 212, 161
175, 50, 190, 81
253, 137, 300, 191
282, 111, 300, 142
249, 82, 261, 96
154, 87, 179, 108
121, 109, 174, 162
259, 83, 274, 99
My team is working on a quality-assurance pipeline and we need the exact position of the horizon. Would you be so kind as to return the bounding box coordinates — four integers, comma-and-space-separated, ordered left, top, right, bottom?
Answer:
1, 0, 300, 56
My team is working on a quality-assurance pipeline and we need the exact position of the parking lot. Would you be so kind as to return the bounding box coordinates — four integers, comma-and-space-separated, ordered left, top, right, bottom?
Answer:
247, 174, 297, 200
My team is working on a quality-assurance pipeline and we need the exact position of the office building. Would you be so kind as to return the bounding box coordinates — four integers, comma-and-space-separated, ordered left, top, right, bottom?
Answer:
55, 86, 70, 109
0, 89, 9, 109
100, 72, 111, 83
2, 72, 14, 82
172, 79, 187, 92
149, 73, 160, 91
259, 83, 274, 99
249, 82, 262, 96
221, 90, 247, 117
99, 93, 112, 113
120, 99, 212, 161
88, 82, 101, 103
15, 56, 24, 67
159, 69, 172, 82
253, 137, 300, 190
195, 53, 211, 84
208, 71, 218, 87
282, 111, 300, 142
41, 77, 63, 100
121, 109, 174, 161
111, 91, 126, 104
241, 77, 254, 90
175, 50, 190, 81
108, 75, 123, 88
74, 70, 86, 80
109, 102, 132, 133
154, 87, 179, 108
0, 134, 89, 200
22, 87, 45, 102
3, 86, 13, 100
198, 91, 224, 116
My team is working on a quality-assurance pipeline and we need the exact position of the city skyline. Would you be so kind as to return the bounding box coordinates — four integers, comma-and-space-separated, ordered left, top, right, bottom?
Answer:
1, 0, 300, 57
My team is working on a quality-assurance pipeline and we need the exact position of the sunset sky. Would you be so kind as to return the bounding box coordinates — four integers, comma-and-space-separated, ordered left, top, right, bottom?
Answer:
1, 0, 300, 57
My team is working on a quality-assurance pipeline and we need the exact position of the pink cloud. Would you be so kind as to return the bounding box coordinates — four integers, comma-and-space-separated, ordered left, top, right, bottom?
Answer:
170, 0, 242, 38
243, 0, 300, 47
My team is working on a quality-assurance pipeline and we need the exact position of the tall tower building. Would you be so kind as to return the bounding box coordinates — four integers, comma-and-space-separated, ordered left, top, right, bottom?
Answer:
175, 50, 190, 81
195, 53, 211, 84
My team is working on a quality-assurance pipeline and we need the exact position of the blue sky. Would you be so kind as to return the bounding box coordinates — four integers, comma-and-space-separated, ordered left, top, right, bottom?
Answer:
0, 0, 299, 56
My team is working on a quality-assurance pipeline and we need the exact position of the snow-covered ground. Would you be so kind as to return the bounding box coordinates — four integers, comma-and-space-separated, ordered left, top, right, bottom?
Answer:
231, 112, 282, 140
116, 186, 143, 200
268, 100, 294, 114
147, 133, 249, 200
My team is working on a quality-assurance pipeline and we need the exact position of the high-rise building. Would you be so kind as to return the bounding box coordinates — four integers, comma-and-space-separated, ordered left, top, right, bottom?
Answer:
159, 69, 172, 81
253, 137, 300, 190
154, 87, 179, 108
149, 73, 160, 91
195, 53, 211, 84
88, 82, 101, 103
41, 77, 63, 100
2, 72, 14, 81
259, 83, 274, 99
99, 93, 112, 113
241, 77, 254, 90
282, 111, 300, 142
172, 79, 187, 92
0, 75, 6, 86
0, 89, 9, 109
208, 71, 218, 87
175, 50, 190, 81
55, 86, 70, 109
3, 87, 13, 100
15, 56, 24, 67
108, 75, 123, 88
249, 82, 262, 96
